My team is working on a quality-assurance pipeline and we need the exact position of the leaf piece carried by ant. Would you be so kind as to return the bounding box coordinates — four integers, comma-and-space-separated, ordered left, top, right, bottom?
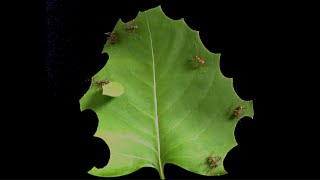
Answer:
102, 82, 125, 97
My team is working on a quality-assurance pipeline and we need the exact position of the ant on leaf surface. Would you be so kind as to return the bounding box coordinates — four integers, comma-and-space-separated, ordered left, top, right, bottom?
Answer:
229, 99, 247, 119
105, 31, 117, 44
201, 151, 223, 176
189, 42, 213, 73
124, 20, 142, 40
92, 76, 111, 89
92, 75, 124, 97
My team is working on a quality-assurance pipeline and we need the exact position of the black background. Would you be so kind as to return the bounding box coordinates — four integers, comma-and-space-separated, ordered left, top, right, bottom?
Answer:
1, 0, 319, 179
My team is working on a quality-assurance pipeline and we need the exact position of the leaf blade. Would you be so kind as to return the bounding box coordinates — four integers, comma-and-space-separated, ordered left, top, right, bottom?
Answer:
80, 5, 254, 178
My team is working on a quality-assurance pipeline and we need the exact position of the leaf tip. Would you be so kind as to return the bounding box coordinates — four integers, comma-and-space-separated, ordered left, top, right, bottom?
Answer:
247, 100, 255, 119
156, 4, 164, 12
141, 5, 163, 14
118, 18, 125, 24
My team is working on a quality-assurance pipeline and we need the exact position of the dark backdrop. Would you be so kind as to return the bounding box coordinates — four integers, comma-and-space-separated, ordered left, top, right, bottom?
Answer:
41, 0, 319, 179
1, 0, 318, 179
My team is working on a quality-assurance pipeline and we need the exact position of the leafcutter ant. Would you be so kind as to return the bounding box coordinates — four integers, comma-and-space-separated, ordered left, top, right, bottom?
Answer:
105, 31, 117, 44
125, 23, 138, 32
233, 105, 247, 118
207, 155, 221, 169
124, 20, 142, 41
125, 19, 138, 33
193, 55, 206, 69
202, 154, 222, 175
92, 76, 111, 89
94, 79, 110, 87
229, 99, 247, 119
188, 42, 211, 72
188, 53, 206, 71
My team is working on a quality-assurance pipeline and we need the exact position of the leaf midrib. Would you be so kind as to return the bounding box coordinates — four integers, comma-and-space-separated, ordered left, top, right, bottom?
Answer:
145, 12, 163, 175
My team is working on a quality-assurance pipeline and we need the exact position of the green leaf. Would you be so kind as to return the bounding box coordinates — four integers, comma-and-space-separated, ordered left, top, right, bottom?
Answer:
80, 6, 254, 179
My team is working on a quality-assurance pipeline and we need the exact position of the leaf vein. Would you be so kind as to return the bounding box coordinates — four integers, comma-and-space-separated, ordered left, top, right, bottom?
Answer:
116, 152, 155, 164
158, 70, 197, 118
128, 100, 155, 120
108, 108, 154, 138
123, 62, 153, 88
161, 71, 218, 159
145, 12, 163, 174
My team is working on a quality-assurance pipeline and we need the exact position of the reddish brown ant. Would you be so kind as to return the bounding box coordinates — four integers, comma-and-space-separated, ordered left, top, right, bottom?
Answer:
207, 155, 221, 169
125, 23, 138, 32
233, 105, 246, 118
92, 76, 111, 88
202, 154, 222, 175
94, 79, 110, 87
125, 19, 138, 32
189, 54, 206, 71
194, 55, 205, 67
188, 42, 210, 71
124, 21, 142, 40
230, 99, 247, 119
105, 31, 117, 44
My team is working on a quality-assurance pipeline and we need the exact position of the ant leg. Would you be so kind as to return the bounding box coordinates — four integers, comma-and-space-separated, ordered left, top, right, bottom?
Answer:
92, 76, 99, 86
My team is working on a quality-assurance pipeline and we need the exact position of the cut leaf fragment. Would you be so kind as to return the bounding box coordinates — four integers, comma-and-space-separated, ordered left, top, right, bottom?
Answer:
102, 82, 125, 97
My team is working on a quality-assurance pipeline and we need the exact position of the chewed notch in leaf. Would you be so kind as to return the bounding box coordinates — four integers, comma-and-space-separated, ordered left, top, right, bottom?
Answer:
80, 5, 254, 179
